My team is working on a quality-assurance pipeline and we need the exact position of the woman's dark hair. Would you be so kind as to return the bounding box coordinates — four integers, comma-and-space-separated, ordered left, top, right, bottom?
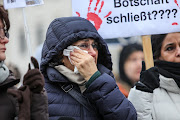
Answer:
119, 43, 143, 87
0, 5, 10, 31
151, 34, 167, 60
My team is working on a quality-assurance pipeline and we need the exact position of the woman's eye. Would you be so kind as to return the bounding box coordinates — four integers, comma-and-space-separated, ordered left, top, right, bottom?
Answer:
92, 44, 98, 48
80, 44, 88, 48
166, 46, 174, 51
131, 58, 138, 62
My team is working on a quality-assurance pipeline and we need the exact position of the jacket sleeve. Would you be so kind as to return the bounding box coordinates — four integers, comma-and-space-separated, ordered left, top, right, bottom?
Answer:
30, 88, 49, 120
85, 73, 137, 120
128, 87, 153, 120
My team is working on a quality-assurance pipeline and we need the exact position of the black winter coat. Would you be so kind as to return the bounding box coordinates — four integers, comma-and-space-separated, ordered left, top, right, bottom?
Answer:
0, 71, 19, 120
0, 71, 48, 120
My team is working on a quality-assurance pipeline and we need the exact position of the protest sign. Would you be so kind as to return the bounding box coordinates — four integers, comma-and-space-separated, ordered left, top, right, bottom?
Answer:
72, 0, 180, 39
3, 0, 44, 68
4, 0, 44, 9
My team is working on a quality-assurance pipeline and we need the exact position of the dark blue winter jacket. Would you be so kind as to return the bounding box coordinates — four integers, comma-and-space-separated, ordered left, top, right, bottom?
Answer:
41, 17, 137, 120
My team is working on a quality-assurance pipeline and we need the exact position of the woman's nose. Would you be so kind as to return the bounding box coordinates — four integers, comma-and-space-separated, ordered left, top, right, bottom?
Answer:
0, 37, 9, 44
176, 47, 180, 57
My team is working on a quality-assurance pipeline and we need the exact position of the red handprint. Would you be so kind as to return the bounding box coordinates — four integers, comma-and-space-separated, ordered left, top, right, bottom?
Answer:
175, 0, 180, 9
172, 0, 179, 25
76, 0, 112, 30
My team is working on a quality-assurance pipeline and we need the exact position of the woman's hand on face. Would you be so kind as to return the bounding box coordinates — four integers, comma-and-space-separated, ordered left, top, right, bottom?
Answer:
70, 49, 98, 81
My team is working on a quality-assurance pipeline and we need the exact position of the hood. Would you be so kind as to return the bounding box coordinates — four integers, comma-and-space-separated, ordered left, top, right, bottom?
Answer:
40, 17, 112, 74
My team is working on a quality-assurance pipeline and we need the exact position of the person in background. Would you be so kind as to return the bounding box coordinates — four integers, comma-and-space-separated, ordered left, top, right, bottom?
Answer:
40, 16, 137, 120
117, 43, 144, 97
128, 32, 180, 120
0, 4, 48, 120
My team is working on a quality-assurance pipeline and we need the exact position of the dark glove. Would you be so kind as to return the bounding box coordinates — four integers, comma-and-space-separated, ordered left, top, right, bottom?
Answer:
23, 57, 44, 93
7, 85, 31, 120
30, 90, 49, 120
136, 61, 160, 93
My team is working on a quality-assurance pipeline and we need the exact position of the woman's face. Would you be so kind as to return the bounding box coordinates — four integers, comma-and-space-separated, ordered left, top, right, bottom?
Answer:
63, 38, 98, 71
0, 19, 9, 61
124, 51, 144, 83
159, 32, 180, 63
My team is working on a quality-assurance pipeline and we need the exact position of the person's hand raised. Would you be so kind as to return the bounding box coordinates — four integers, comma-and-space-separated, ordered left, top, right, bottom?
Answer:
23, 56, 44, 93
136, 61, 160, 93
70, 49, 98, 81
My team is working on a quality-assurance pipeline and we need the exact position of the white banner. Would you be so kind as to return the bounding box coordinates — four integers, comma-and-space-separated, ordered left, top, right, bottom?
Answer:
72, 0, 180, 38
4, 0, 44, 9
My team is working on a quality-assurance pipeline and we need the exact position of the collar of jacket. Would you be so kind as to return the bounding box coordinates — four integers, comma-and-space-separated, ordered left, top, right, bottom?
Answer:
159, 74, 180, 94
0, 71, 20, 91
46, 64, 111, 83
46, 66, 69, 83
0, 61, 9, 83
